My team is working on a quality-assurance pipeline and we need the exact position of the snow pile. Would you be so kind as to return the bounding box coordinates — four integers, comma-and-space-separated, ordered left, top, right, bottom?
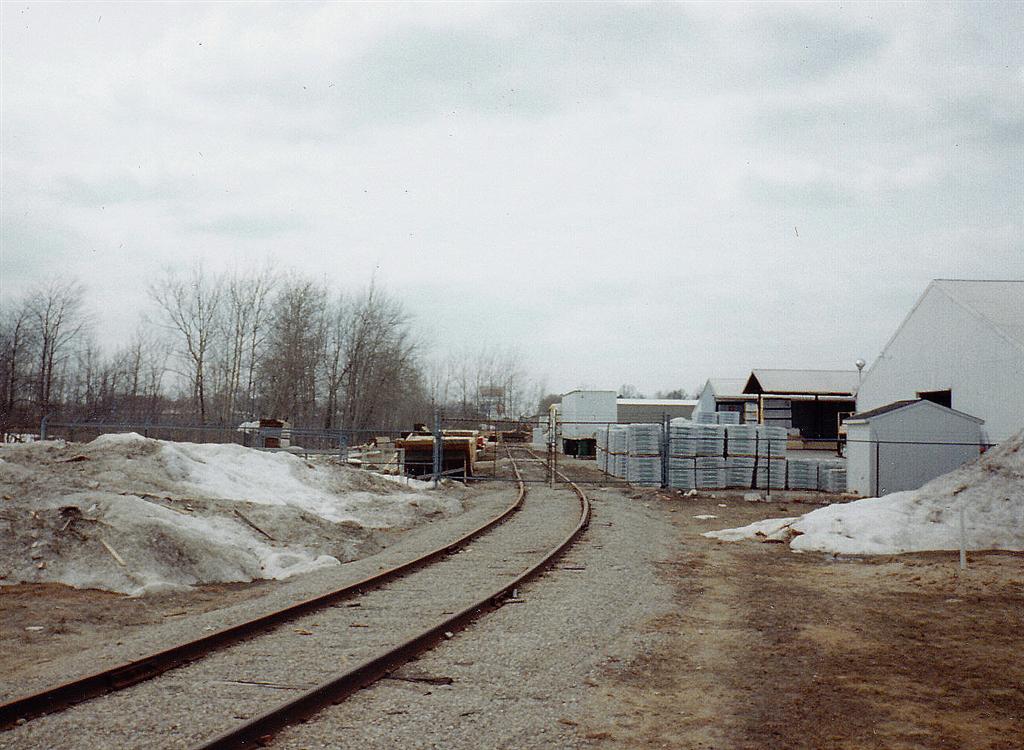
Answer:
704, 430, 1024, 555
0, 433, 461, 595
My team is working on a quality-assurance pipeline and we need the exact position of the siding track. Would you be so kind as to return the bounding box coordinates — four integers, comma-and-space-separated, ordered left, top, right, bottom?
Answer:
0, 443, 590, 749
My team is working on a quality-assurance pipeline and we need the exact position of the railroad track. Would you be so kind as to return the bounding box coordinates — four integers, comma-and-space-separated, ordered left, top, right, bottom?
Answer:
1, 443, 590, 749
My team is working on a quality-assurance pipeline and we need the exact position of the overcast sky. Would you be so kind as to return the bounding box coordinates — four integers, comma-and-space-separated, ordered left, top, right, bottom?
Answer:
2, 1, 1022, 397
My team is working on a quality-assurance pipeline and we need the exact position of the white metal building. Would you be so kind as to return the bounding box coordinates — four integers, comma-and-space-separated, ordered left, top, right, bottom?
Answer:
559, 390, 617, 455
856, 279, 1024, 444
693, 379, 758, 423
845, 399, 984, 496
742, 369, 859, 442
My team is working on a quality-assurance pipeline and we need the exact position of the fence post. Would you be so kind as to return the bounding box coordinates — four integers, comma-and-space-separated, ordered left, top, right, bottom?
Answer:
661, 413, 670, 489
432, 412, 442, 488
338, 430, 349, 464
874, 439, 880, 497
39, 416, 48, 442
766, 437, 772, 501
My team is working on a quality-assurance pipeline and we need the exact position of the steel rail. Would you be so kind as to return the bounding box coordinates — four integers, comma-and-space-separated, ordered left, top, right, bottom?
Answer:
192, 444, 591, 750
0, 443, 526, 730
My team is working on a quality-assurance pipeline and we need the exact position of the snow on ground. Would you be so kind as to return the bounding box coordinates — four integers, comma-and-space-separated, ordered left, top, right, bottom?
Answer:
705, 429, 1024, 555
0, 433, 462, 595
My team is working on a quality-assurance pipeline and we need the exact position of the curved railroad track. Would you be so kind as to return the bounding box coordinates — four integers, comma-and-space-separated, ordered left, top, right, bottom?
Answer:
0, 442, 591, 750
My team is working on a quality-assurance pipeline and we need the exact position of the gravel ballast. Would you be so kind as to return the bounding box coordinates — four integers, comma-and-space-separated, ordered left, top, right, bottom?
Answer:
271, 486, 677, 750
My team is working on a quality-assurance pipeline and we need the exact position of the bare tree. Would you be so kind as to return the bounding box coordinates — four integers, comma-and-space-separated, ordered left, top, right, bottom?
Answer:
215, 264, 278, 422
337, 283, 417, 432
26, 279, 87, 419
149, 264, 223, 423
258, 278, 327, 424
0, 297, 36, 430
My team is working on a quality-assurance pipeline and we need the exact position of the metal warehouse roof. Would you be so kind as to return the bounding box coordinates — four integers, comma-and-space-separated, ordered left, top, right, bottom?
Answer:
743, 369, 860, 396
933, 279, 1024, 351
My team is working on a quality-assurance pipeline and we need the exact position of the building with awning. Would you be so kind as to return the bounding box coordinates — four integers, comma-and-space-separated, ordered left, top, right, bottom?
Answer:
742, 369, 860, 444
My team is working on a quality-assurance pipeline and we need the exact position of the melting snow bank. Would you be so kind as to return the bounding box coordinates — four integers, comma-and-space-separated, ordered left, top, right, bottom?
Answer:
0, 433, 462, 595
705, 430, 1024, 555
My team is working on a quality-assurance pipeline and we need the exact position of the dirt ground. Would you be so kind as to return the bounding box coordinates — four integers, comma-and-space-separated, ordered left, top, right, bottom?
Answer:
582, 489, 1024, 750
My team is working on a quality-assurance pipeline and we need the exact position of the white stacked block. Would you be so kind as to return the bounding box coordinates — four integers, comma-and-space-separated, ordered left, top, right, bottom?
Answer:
627, 423, 663, 487
816, 459, 847, 493
608, 425, 629, 478
725, 456, 755, 489
725, 424, 757, 457
756, 425, 788, 457
786, 459, 819, 490
696, 424, 725, 458
821, 467, 847, 493
696, 411, 717, 424
695, 456, 725, 489
667, 457, 696, 489
716, 411, 741, 425
755, 458, 786, 490
668, 418, 699, 458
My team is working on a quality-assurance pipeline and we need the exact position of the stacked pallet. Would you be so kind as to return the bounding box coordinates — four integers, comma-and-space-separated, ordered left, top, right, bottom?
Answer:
786, 459, 819, 490
716, 411, 741, 425
821, 467, 847, 493
667, 418, 697, 489
668, 418, 699, 457
696, 423, 726, 458
607, 424, 629, 478
627, 423, 663, 487
816, 458, 847, 493
755, 458, 786, 489
695, 456, 726, 489
725, 424, 756, 457
725, 456, 755, 489
756, 425, 788, 457
753, 425, 787, 490
696, 411, 717, 424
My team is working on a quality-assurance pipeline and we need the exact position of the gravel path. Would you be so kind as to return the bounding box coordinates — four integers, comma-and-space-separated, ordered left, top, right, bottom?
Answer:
1, 459, 592, 749
2, 481, 515, 702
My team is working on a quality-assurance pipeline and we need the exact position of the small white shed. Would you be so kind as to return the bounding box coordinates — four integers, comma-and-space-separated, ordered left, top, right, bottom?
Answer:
845, 399, 984, 497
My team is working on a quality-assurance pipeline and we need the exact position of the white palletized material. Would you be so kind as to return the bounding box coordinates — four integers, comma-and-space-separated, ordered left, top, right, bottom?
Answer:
755, 458, 786, 489
816, 458, 846, 491
696, 424, 726, 458
595, 428, 608, 472
716, 411, 741, 425
756, 424, 788, 457
821, 467, 847, 493
668, 417, 699, 458
668, 457, 696, 489
786, 459, 819, 490
607, 424, 629, 478
695, 455, 726, 489
627, 423, 663, 454
725, 456, 755, 489
696, 411, 717, 424
627, 423, 663, 487
725, 424, 757, 457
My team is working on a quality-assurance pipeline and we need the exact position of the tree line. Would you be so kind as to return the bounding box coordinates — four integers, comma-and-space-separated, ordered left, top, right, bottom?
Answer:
1, 264, 539, 436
